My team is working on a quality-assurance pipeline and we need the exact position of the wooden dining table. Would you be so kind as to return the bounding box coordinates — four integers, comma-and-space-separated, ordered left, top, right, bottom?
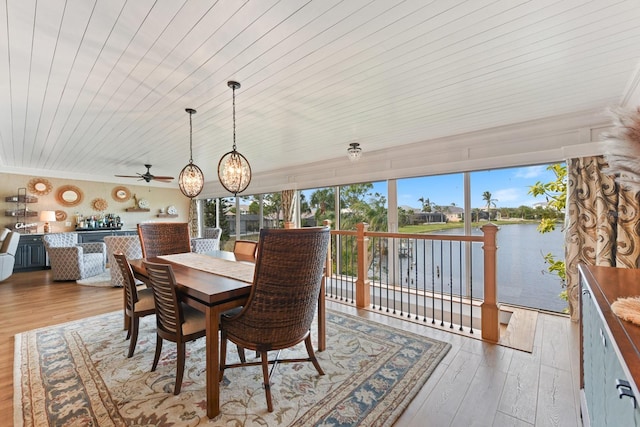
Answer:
128, 250, 326, 419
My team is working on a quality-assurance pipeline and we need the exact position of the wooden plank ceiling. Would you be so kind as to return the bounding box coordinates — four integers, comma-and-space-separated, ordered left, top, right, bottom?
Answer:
1, 0, 640, 190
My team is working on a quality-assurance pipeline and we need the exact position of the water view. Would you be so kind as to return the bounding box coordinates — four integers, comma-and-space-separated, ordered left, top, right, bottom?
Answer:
432, 223, 566, 312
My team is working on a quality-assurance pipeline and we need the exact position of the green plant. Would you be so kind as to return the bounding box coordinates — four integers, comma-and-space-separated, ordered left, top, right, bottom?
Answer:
529, 163, 568, 309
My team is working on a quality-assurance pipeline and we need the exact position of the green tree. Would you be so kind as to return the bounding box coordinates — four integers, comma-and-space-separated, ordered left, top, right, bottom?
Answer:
482, 191, 498, 220
204, 198, 231, 246
398, 206, 410, 227
310, 187, 336, 224
529, 163, 568, 308
418, 196, 433, 212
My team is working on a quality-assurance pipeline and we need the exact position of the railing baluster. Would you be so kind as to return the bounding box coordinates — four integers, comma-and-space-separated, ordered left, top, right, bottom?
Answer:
449, 241, 454, 329
469, 243, 474, 334
459, 241, 464, 332
324, 223, 496, 342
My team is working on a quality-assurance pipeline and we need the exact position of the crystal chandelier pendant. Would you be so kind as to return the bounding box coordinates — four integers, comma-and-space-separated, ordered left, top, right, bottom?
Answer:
218, 81, 251, 195
179, 108, 204, 198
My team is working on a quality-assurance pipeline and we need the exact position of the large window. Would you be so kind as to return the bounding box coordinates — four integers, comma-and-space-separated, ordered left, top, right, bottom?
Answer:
201, 163, 566, 312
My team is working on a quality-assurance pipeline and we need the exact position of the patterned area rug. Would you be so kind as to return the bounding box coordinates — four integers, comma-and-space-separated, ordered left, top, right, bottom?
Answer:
75, 269, 112, 287
15, 309, 450, 426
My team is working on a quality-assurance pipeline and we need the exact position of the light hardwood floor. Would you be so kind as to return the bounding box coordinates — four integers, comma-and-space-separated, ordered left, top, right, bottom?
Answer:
0, 269, 582, 426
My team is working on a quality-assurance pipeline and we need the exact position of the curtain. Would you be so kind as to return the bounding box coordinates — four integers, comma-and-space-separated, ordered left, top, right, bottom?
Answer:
565, 155, 640, 321
281, 190, 295, 225
188, 199, 198, 237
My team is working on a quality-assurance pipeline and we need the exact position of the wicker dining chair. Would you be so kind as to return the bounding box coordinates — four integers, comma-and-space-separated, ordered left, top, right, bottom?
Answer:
137, 222, 191, 258
219, 226, 330, 412
113, 253, 155, 358
142, 260, 206, 395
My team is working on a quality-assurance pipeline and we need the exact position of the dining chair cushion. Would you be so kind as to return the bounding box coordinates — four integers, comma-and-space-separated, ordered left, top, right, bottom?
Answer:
135, 288, 155, 313
182, 304, 206, 336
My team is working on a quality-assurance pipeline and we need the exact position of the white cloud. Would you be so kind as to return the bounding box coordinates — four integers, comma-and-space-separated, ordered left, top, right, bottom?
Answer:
492, 188, 522, 204
514, 165, 546, 179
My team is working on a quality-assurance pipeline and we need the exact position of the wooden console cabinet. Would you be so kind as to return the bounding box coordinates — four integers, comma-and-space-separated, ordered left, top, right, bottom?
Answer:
579, 264, 640, 426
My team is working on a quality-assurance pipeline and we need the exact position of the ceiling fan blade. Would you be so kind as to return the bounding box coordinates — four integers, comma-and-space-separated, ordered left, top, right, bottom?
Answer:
114, 175, 141, 178
152, 176, 175, 181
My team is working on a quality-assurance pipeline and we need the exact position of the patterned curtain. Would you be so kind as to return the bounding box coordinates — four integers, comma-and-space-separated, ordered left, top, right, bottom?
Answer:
188, 199, 199, 238
565, 156, 640, 320
281, 190, 295, 225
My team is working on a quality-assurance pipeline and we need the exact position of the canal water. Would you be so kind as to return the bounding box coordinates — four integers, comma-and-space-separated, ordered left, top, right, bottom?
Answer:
429, 223, 566, 312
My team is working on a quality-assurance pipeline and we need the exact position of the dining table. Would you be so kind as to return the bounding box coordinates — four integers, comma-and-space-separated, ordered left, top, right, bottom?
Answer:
128, 250, 326, 419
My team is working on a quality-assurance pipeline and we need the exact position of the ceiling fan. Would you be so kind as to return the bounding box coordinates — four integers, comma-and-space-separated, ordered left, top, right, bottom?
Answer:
115, 164, 174, 183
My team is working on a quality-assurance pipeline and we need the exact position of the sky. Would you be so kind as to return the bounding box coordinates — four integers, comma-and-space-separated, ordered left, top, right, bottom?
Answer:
246, 163, 562, 211
371, 164, 561, 210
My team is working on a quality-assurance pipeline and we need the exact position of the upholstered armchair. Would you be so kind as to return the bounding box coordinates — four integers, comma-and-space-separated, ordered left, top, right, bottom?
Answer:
42, 232, 107, 281
104, 235, 143, 288
190, 227, 221, 253
0, 229, 20, 281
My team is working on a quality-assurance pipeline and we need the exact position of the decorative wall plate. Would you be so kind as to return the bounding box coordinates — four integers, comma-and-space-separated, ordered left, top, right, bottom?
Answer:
27, 178, 53, 196
91, 198, 108, 211
111, 186, 131, 202
56, 185, 84, 207
55, 210, 67, 221
138, 198, 150, 209
167, 205, 177, 215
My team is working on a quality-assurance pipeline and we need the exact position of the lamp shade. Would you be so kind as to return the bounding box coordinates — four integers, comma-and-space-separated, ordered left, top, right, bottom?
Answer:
39, 211, 56, 222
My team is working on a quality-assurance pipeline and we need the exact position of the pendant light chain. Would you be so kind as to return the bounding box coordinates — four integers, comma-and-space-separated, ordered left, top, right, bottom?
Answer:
189, 109, 194, 162
232, 84, 237, 151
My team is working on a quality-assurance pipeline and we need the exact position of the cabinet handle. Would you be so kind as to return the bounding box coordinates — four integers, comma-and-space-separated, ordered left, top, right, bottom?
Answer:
616, 379, 637, 408
582, 289, 590, 297
599, 328, 606, 348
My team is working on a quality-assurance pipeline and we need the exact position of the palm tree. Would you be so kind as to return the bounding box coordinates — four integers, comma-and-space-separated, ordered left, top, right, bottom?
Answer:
418, 197, 433, 212
482, 191, 498, 220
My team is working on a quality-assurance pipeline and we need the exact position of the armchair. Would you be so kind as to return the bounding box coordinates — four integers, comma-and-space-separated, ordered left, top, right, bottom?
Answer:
104, 235, 143, 288
190, 227, 221, 253
0, 229, 20, 281
42, 232, 107, 281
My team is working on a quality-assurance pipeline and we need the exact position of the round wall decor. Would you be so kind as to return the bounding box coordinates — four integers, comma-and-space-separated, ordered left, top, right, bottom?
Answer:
55, 210, 67, 221
56, 185, 84, 207
91, 198, 108, 211
112, 186, 131, 202
27, 178, 53, 196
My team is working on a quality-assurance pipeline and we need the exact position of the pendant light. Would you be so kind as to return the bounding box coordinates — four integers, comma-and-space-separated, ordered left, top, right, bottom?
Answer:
218, 80, 251, 195
347, 142, 362, 162
178, 108, 204, 198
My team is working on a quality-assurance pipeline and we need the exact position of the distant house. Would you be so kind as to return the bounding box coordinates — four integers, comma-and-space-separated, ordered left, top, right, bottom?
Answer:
409, 212, 447, 224
444, 206, 464, 222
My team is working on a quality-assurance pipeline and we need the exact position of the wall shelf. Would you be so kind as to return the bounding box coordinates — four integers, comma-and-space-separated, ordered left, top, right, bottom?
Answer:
125, 208, 150, 212
157, 213, 178, 218
6, 188, 38, 233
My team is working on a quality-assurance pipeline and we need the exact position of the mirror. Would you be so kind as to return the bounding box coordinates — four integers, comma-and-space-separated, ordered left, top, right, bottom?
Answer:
56, 185, 84, 207
27, 178, 52, 196
111, 186, 131, 202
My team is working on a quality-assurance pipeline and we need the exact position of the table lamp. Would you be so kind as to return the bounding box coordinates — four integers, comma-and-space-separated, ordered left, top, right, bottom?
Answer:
39, 211, 56, 233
